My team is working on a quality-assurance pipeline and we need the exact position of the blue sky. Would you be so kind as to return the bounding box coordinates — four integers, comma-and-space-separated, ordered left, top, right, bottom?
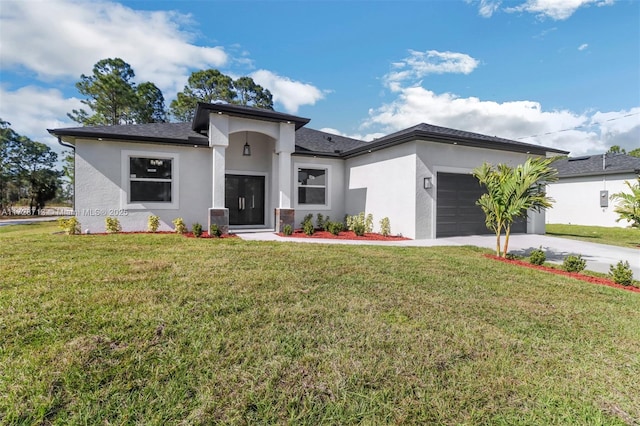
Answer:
1, 0, 638, 158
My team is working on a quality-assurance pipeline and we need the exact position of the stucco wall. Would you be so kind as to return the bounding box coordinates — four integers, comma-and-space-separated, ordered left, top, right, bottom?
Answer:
345, 143, 417, 238
415, 141, 546, 239
291, 155, 345, 227
74, 139, 212, 233
546, 173, 636, 227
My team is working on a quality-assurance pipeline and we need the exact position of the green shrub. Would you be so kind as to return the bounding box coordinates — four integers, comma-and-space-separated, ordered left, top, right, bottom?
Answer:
327, 221, 343, 236
192, 223, 203, 238
505, 253, 524, 260
209, 224, 222, 238
316, 213, 325, 230
173, 217, 187, 234
352, 222, 365, 236
563, 254, 586, 273
379, 217, 391, 237
105, 217, 121, 234
282, 224, 293, 236
303, 220, 315, 236
147, 215, 160, 233
609, 260, 634, 286
529, 247, 546, 266
322, 216, 331, 232
58, 217, 81, 235
365, 214, 374, 233
301, 213, 314, 235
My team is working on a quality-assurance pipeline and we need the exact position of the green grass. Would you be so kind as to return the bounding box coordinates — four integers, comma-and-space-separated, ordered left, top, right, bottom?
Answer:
1, 222, 639, 425
546, 223, 640, 249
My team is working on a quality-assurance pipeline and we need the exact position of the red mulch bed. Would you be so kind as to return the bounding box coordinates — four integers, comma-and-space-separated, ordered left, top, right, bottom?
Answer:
280, 230, 410, 241
84, 231, 236, 239
485, 254, 640, 293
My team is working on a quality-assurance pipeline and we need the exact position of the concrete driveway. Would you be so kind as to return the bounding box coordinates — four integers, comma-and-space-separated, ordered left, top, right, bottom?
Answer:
238, 231, 639, 277
437, 234, 640, 276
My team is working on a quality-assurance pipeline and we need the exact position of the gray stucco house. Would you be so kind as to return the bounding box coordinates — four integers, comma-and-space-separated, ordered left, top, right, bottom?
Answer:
49, 102, 566, 238
547, 153, 640, 227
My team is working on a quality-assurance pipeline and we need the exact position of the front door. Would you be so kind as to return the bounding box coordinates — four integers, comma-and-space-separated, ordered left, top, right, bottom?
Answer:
225, 175, 265, 226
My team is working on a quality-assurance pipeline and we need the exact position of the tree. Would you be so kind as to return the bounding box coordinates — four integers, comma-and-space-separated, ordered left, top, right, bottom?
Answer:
233, 76, 274, 109
608, 145, 626, 154
170, 69, 235, 122
134, 82, 166, 123
61, 151, 75, 203
69, 58, 138, 126
1, 119, 62, 215
68, 58, 166, 126
170, 69, 274, 122
610, 178, 640, 228
628, 148, 640, 158
473, 157, 557, 257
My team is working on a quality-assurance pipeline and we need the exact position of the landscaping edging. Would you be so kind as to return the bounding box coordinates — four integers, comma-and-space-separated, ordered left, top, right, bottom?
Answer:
485, 254, 640, 293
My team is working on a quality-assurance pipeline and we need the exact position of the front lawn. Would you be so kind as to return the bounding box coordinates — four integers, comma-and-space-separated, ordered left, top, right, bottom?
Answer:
546, 223, 640, 249
1, 223, 639, 424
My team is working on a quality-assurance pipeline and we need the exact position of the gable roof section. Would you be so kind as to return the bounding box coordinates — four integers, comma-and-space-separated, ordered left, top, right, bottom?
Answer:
343, 123, 568, 157
192, 102, 311, 131
48, 122, 209, 146
553, 153, 640, 178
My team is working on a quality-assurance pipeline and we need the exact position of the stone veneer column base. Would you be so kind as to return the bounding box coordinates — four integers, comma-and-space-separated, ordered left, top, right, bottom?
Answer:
275, 208, 295, 233
208, 208, 229, 235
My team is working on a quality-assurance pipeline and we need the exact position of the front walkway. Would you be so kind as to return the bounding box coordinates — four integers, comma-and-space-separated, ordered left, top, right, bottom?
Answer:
237, 231, 640, 276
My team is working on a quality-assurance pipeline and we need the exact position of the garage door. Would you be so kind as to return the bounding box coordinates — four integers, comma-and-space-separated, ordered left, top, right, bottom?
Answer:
436, 172, 526, 238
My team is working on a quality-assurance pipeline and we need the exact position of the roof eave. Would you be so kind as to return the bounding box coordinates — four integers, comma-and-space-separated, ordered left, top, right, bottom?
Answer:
341, 130, 566, 158
47, 129, 208, 146
192, 102, 311, 132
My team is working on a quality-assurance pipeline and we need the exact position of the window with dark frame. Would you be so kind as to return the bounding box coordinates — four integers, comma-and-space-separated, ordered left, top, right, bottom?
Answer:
298, 168, 327, 205
129, 157, 172, 202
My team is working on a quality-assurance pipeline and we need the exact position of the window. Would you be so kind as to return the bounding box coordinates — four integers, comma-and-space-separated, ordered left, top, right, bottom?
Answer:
130, 157, 172, 202
296, 166, 330, 208
122, 150, 179, 209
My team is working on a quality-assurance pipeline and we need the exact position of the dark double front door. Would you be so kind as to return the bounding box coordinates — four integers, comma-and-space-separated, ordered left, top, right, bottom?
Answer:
225, 175, 265, 226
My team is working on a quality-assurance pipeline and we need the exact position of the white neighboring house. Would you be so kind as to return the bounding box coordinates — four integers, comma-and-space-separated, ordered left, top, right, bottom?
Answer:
49, 102, 566, 238
547, 153, 640, 228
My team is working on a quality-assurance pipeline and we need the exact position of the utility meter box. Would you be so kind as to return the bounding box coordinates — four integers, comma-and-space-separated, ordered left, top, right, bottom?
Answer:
600, 190, 608, 207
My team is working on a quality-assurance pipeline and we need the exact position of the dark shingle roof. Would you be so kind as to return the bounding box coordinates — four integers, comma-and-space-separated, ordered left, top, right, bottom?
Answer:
343, 123, 568, 157
48, 117, 565, 158
48, 122, 208, 146
48, 122, 365, 154
553, 153, 640, 178
294, 128, 370, 155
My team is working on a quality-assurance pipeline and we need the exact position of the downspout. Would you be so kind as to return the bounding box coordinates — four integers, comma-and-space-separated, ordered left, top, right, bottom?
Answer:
57, 136, 76, 213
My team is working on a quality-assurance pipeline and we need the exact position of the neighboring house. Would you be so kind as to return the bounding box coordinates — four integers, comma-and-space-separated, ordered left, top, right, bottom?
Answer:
547, 153, 640, 228
49, 102, 566, 239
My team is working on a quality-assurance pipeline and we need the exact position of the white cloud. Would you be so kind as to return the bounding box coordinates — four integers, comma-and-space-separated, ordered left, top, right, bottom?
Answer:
578, 43, 589, 50
385, 50, 480, 86
0, 0, 228, 96
0, 85, 84, 153
250, 70, 325, 114
505, 0, 616, 21
318, 128, 386, 142
361, 83, 639, 155
466, 0, 503, 17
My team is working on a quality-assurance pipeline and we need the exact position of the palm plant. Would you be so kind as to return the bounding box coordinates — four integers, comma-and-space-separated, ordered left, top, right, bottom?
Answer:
473, 157, 557, 257
610, 178, 640, 228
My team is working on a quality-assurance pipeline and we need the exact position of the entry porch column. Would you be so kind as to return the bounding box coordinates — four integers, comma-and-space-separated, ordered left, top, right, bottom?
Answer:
274, 122, 296, 233
208, 113, 229, 235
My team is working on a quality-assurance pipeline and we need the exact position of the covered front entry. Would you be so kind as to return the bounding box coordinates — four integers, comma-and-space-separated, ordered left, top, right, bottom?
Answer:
436, 172, 526, 237
225, 174, 265, 226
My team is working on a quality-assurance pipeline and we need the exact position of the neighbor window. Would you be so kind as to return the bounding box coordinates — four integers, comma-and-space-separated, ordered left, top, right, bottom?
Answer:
129, 157, 172, 202
297, 167, 327, 206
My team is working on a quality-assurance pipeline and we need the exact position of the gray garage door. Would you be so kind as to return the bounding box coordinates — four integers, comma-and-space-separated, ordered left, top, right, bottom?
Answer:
436, 172, 526, 238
